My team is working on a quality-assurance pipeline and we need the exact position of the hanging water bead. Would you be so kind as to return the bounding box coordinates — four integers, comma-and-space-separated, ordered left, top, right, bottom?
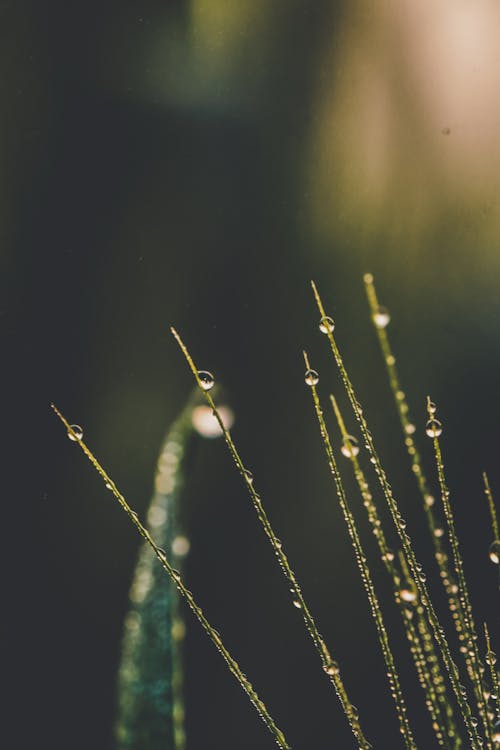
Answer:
489, 540, 500, 564
405, 423, 416, 435
319, 316, 335, 334
485, 650, 497, 666
381, 549, 395, 563
373, 306, 390, 328
197, 370, 215, 391
399, 588, 417, 603
243, 469, 254, 485
304, 369, 319, 386
426, 419, 443, 438
428, 400, 437, 414
341, 435, 360, 458
172, 535, 190, 557
493, 720, 500, 745
67, 424, 84, 441
324, 660, 340, 676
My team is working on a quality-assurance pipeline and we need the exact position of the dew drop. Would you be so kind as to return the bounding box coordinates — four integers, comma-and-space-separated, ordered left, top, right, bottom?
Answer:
493, 720, 500, 745
486, 651, 497, 666
373, 306, 390, 329
428, 401, 437, 414
197, 370, 215, 391
67, 424, 83, 441
341, 436, 360, 458
426, 419, 442, 438
293, 599, 302, 609
424, 494, 435, 508
489, 540, 500, 564
382, 549, 395, 563
363, 273, 374, 284
172, 569, 182, 582
105, 481, 113, 490
434, 527, 444, 538
399, 588, 417, 603
243, 469, 254, 485
319, 316, 335, 334
305, 369, 319, 386
324, 660, 340, 676
405, 423, 416, 435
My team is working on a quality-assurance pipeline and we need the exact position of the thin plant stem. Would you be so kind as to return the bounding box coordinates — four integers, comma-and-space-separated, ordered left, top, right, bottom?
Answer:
170, 328, 373, 750
330, 395, 457, 749
484, 623, 499, 727
363, 274, 467, 639
50, 403, 292, 750
428, 399, 492, 748
483, 473, 500, 592
304, 352, 417, 750
311, 280, 484, 750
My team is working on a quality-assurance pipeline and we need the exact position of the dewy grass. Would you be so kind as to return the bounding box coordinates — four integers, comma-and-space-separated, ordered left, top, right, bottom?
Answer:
51, 277, 500, 750
50, 405, 292, 750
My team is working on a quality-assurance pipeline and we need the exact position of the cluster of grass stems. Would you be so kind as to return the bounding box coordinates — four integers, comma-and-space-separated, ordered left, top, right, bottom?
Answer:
52, 276, 500, 750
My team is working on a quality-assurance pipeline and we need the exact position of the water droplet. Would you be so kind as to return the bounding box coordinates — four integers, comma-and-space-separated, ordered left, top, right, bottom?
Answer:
192, 404, 234, 438
399, 588, 417, 603
171, 569, 182, 582
341, 435, 360, 458
424, 494, 435, 508
319, 316, 335, 334
373, 306, 390, 328
486, 651, 497, 666
489, 540, 500, 564
386, 355, 396, 366
293, 599, 302, 609
172, 535, 190, 557
324, 660, 340, 676
428, 401, 437, 414
382, 549, 395, 563
243, 469, 254, 485
426, 419, 442, 438
105, 481, 113, 490
493, 720, 500, 745
304, 369, 319, 386
67, 424, 83, 441
197, 370, 215, 391
363, 273, 374, 284
434, 527, 444, 538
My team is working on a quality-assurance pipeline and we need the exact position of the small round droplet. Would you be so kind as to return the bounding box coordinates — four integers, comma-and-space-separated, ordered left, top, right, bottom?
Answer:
324, 660, 340, 676
489, 540, 500, 565
373, 306, 390, 329
67, 424, 83, 441
171, 569, 182, 582
405, 423, 416, 435
434, 527, 444, 538
305, 369, 319, 386
486, 651, 497, 666
319, 316, 335, 334
424, 494, 435, 508
399, 588, 417, 603
382, 549, 395, 563
243, 469, 254, 485
293, 599, 302, 609
426, 419, 442, 438
363, 273, 374, 284
428, 401, 437, 414
197, 370, 215, 391
493, 720, 500, 745
341, 435, 360, 458
105, 481, 113, 490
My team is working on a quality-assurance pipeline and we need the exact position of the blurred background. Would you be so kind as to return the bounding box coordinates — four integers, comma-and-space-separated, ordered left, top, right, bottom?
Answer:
4, 1, 500, 748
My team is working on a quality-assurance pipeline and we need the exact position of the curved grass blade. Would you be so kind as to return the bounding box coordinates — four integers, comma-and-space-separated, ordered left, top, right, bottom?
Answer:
311, 280, 484, 750
170, 328, 373, 750
50, 403, 292, 750
115, 399, 195, 750
303, 352, 417, 750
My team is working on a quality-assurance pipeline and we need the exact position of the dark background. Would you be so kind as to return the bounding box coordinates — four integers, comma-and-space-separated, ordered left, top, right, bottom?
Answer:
4, 2, 500, 748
